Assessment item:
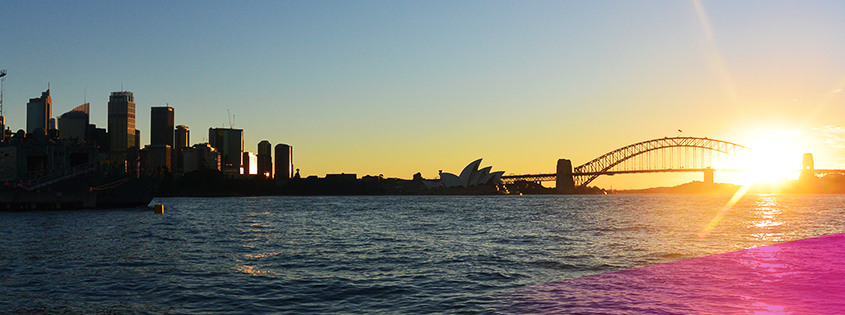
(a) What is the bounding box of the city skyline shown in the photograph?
[3,1,845,188]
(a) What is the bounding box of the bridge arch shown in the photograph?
[572,137,751,187]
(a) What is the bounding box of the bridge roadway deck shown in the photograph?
[502,168,843,183]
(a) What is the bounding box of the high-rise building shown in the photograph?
[108,91,136,166]
[88,124,109,153]
[175,125,190,173]
[58,103,90,143]
[145,144,171,171]
[135,129,141,151]
[257,140,272,178]
[242,151,258,175]
[150,106,174,146]
[274,143,293,180]
[182,143,220,172]
[26,89,52,135]
[151,106,174,171]
[208,127,243,175]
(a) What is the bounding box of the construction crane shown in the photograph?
[0,69,6,116]
[0,69,6,140]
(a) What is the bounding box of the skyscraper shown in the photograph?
[58,103,90,143]
[26,89,52,135]
[274,143,293,180]
[242,151,257,175]
[151,106,175,171]
[175,125,190,173]
[150,106,174,146]
[208,127,243,176]
[257,140,272,178]
[108,91,136,166]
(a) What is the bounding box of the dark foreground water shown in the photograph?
[1,194,844,314]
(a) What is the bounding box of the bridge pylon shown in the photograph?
[704,167,714,184]
[556,159,575,194]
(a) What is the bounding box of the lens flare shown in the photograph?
[699,183,752,238]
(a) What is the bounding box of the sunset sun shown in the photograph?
[734,138,803,185]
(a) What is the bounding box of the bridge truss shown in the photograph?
[502,137,752,188]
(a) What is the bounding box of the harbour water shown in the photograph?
[1,194,844,314]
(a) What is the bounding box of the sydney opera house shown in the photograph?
[422,158,505,190]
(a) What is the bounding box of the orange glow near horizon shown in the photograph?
[727,133,805,186]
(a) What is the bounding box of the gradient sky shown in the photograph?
[2,1,845,188]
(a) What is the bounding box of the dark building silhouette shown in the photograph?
[145,144,171,171]
[175,125,189,173]
[108,91,136,168]
[150,106,174,146]
[135,129,141,150]
[182,143,220,172]
[257,140,272,178]
[26,89,52,135]
[274,143,292,180]
[208,127,243,176]
[88,124,109,153]
[58,103,90,144]
[151,106,174,170]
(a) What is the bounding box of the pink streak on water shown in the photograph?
[508,233,845,314]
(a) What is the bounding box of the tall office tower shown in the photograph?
[274,143,293,180]
[26,89,52,135]
[257,140,272,178]
[151,106,174,170]
[242,152,258,175]
[108,91,136,167]
[150,106,174,146]
[208,127,243,175]
[175,125,189,173]
[58,103,90,143]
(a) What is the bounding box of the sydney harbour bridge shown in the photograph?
[501,136,831,193]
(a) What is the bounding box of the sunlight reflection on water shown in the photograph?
[1,194,844,314]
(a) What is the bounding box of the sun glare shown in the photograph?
[734,139,801,185]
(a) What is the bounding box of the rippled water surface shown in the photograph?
[2,194,844,314]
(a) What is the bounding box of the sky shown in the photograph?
[2,0,845,189]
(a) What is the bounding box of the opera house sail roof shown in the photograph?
[424,159,504,189]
